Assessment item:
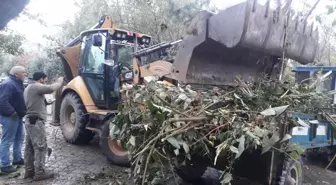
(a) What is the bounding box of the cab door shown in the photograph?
[79,32,109,108]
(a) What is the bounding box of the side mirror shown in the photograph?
[92,34,102,47]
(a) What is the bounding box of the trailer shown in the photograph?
[275,66,336,184]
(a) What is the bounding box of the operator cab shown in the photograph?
[78,28,151,109]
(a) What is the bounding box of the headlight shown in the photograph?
[122,34,126,39]
[116,33,121,38]
[125,72,133,79]
[142,38,146,43]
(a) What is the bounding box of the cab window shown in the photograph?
[81,33,106,74]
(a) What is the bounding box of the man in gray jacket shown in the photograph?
[23,72,63,181]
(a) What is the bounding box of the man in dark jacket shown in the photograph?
[0,66,27,173]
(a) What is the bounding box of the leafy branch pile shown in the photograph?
[110,78,330,185]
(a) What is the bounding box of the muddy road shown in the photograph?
[0,117,130,185]
[302,159,336,185]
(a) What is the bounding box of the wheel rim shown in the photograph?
[108,124,129,156]
[108,138,129,156]
[287,165,299,185]
[64,105,76,132]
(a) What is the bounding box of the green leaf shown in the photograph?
[254,126,265,137]
[260,108,276,116]
[146,99,157,113]
[218,132,227,141]
[233,93,241,100]
[233,93,249,110]
[315,15,322,23]
[167,137,181,149]
[280,134,292,143]
[215,142,227,165]
[262,132,280,154]
[289,150,300,160]
[246,130,259,139]
[297,118,310,128]
[159,91,167,99]
[273,105,289,116]
[144,124,149,131]
[221,172,233,184]
[129,135,136,146]
[260,105,288,116]
[235,136,245,159]
[326,5,335,15]
[177,93,188,101]
[109,123,120,139]
[286,143,305,160]
[309,120,319,124]
[134,93,141,102]
[286,143,304,152]
[174,149,180,156]
[182,142,190,154]
[184,98,192,110]
[332,19,336,27]
[230,146,239,154]
[152,103,172,113]
[155,111,165,125]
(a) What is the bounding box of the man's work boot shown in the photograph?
[24,170,35,179]
[1,166,17,173]
[33,170,54,181]
[13,159,25,166]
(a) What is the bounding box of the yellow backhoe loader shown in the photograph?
[53,0,319,183]
[52,15,178,166]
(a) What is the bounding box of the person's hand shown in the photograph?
[57,77,64,84]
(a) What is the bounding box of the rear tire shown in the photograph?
[277,158,303,185]
[60,92,94,144]
[100,121,130,167]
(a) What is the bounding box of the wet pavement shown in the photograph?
[0,99,129,185]
[302,159,336,185]
[0,117,129,185]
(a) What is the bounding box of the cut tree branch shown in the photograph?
[303,0,321,21]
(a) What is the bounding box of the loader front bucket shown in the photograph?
[171,0,319,86]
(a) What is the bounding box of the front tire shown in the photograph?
[60,93,94,144]
[278,158,303,185]
[100,121,130,167]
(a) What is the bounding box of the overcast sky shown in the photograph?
[6,0,332,50]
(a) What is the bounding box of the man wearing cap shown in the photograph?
[0,66,27,173]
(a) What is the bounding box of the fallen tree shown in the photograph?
[109,77,330,185]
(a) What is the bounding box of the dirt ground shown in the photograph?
[302,159,336,185]
[0,110,336,184]
[0,116,131,185]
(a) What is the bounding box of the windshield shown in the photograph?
[110,42,135,66]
